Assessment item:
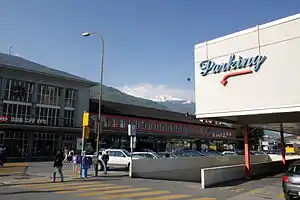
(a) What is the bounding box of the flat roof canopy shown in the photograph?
[212,112,300,135]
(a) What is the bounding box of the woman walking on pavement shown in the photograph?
[53,149,65,182]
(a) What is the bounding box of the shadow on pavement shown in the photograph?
[209,173,283,188]
[0,190,57,195]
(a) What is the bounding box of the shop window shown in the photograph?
[32,132,57,157]
[120,119,126,128]
[3,79,34,103]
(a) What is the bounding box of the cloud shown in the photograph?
[116,83,194,101]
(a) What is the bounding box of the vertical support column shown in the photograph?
[244,124,251,178]
[0,77,4,115]
[31,82,39,119]
[59,88,66,127]
[280,123,286,165]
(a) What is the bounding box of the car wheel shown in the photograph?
[284,193,291,200]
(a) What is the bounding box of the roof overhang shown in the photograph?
[203,111,300,135]
[0,63,98,86]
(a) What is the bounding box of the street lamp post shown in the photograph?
[82,32,105,177]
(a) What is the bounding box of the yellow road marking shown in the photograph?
[36,183,111,191]
[231,188,244,193]
[22,181,102,188]
[4,163,28,167]
[275,193,284,199]
[78,188,152,197]
[103,190,171,199]
[56,185,128,194]
[140,194,192,200]
[220,186,233,191]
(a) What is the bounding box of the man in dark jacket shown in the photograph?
[53,150,65,182]
[101,151,109,174]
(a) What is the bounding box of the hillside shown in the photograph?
[90,85,170,111]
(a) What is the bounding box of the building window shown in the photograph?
[156,123,159,130]
[102,117,109,127]
[3,103,31,119]
[3,79,34,103]
[36,107,60,126]
[65,89,76,108]
[136,121,140,129]
[141,121,146,129]
[112,118,118,127]
[64,109,74,127]
[37,84,61,106]
[120,120,126,128]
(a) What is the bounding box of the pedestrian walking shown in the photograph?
[101,151,109,174]
[0,146,7,168]
[53,150,65,182]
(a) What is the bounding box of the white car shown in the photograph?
[105,149,132,169]
[132,152,161,159]
[221,151,238,156]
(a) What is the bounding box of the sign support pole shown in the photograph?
[128,123,136,178]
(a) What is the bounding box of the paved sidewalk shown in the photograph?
[0,162,29,176]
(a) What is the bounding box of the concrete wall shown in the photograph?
[0,67,91,128]
[268,154,300,161]
[194,13,300,118]
[132,155,269,182]
[201,158,298,188]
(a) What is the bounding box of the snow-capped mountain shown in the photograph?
[151,95,195,113]
[152,95,193,104]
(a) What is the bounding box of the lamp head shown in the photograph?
[81,32,91,37]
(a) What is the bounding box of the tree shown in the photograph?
[236,126,264,150]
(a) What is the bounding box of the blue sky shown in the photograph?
[0,0,299,100]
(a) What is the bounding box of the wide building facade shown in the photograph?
[88,99,237,152]
[0,53,96,158]
[194,13,300,134]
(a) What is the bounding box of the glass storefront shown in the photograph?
[0,130,77,158]
[32,132,58,157]
[3,131,29,157]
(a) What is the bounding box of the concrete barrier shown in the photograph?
[200,158,299,189]
[268,154,300,161]
[132,155,269,182]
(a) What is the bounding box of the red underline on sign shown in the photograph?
[220,69,253,86]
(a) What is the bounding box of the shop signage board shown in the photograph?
[0,116,48,125]
[199,54,267,86]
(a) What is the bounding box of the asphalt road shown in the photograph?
[0,162,286,200]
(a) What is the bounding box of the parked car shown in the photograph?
[158,152,177,158]
[105,149,132,169]
[132,152,161,159]
[282,161,300,199]
[182,150,205,156]
[221,151,238,156]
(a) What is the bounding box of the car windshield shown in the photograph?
[122,149,131,157]
[287,165,300,174]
